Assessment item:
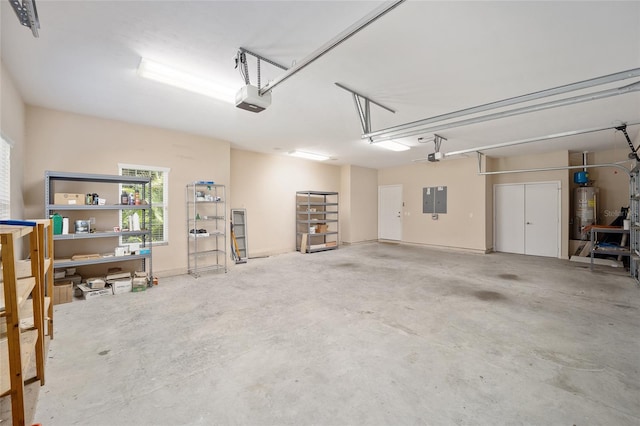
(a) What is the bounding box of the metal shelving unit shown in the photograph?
[296,191,339,253]
[186,182,227,277]
[589,227,631,271]
[630,165,640,283]
[44,171,152,276]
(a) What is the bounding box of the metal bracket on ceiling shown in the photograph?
[334,83,395,137]
[9,0,40,38]
[418,134,447,151]
[234,48,288,89]
[615,124,640,161]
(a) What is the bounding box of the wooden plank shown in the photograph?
[578,241,593,257]
[16,297,50,331]
[0,329,39,395]
[0,260,32,280]
[0,229,27,425]
[0,277,36,313]
[300,233,308,253]
[31,224,46,385]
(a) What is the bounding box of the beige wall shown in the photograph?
[487,150,570,258]
[378,157,488,252]
[1,61,26,221]
[340,165,351,243]
[348,166,378,243]
[340,165,377,244]
[230,149,340,257]
[24,106,230,275]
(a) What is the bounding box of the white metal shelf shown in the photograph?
[186,182,226,277]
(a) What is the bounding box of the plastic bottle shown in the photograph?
[50,213,63,235]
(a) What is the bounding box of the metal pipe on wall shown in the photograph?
[443,121,640,158]
[475,152,632,176]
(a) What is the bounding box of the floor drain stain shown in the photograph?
[474,291,507,301]
[498,274,519,280]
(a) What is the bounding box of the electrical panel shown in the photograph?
[423,186,447,214]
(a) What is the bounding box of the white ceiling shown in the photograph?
[2,1,639,169]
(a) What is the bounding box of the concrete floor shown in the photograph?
[25,243,640,425]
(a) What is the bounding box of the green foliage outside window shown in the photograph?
[121,169,166,244]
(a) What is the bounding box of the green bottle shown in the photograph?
[51,213,63,235]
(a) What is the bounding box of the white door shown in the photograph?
[379,185,402,240]
[494,182,559,257]
[494,184,525,254]
[525,182,559,257]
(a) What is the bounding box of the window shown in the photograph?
[0,136,11,220]
[119,164,170,245]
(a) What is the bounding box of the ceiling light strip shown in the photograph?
[374,140,410,152]
[259,0,406,96]
[137,58,235,103]
[289,151,330,161]
[373,80,640,142]
[445,121,640,157]
[363,68,640,140]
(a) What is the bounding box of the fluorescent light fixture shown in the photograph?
[288,150,330,161]
[137,58,235,103]
[373,140,410,152]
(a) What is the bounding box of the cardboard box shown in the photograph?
[131,283,146,292]
[54,193,85,205]
[56,274,82,285]
[316,224,329,233]
[53,281,73,305]
[110,278,132,295]
[86,277,106,289]
[132,272,147,292]
[77,284,111,301]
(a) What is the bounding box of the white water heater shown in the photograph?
[573,186,598,239]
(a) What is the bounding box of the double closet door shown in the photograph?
[494,182,560,258]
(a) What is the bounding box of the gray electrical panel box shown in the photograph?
[423,186,447,214]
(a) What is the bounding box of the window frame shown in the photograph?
[0,134,12,220]
[118,163,170,246]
